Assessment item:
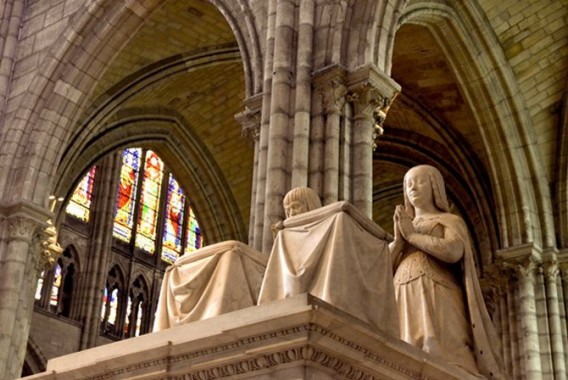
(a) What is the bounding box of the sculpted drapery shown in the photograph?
[390,165,505,379]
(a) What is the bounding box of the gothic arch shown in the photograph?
[555,84,568,249]
[54,109,246,243]
[392,0,555,252]
[0,0,259,214]
[375,129,497,269]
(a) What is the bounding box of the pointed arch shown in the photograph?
[391,0,554,252]
[54,109,246,244]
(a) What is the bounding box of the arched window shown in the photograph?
[112,147,205,263]
[101,266,125,337]
[114,148,142,242]
[65,166,97,222]
[124,276,148,338]
[34,248,78,318]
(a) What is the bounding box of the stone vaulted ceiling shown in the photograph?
[85,0,481,239]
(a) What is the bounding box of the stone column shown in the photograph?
[235,96,262,248]
[290,0,315,190]
[316,67,346,205]
[561,265,568,368]
[0,209,52,379]
[347,64,400,217]
[545,261,567,380]
[513,259,542,379]
[79,153,121,349]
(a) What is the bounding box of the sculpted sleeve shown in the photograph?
[406,223,464,263]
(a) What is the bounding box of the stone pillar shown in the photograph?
[0,204,58,379]
[290,0,315,190]
[506,276,521,378]
[561,265,568,368]
[347,64,400,217]
[315,66,346,206]
[545,261,567,380]
[235,96,262,248]
[79,153,121,349]
[513,259,542,379]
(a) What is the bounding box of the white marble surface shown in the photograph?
[24,294,479,380]
[154,240,267,331]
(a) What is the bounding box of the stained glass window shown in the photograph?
[113,149,142,242]
[66,166,97,222]
[135,150,164,253]
[184,207,203,254]
[108,288,119,326]
[161,175,186,263]
[135,303,143,336]
[50,264,62,307]
[35,271,44,300]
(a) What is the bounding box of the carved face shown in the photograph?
[404,167,434,211]
[284,200,308,218]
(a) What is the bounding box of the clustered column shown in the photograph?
[486,252,568,379]
[77,153,121,350]
[0,208,59,379]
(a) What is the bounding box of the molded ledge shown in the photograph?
[24,294,478,380]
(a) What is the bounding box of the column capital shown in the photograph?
[313,65,347,115]
[503,256,540,284]
[236,94,263,144]
[6,215,39,243]
[543,259,559,282]
[346,64,400,150]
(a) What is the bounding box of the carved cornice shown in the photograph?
[83,324,424,380]
[40,295,467,380]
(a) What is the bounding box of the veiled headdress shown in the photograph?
[403,165,450,217]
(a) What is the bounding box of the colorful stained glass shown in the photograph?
[66,166,97,222]
[125,296,132,335]
[101,288,108,322]
[35,271,44,300]
[135,303,143,336]
[184,207,203,254]
[135,150,164,253]
[108,288,119,326]
[50,264,62,307]
[113,148,142,242]
[161,175,186,263]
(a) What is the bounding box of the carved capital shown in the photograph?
[508,258,539,285]
[320,79,346,115]
[7,215,39,243]
[347,82,384,119]
[544,260,560,282]
[235,108,261,144]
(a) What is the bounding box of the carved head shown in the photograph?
[403,165,449,217]
[283,187,322,218]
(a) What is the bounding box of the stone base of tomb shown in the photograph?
[24,294,478,380]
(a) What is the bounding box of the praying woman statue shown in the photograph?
[389,165,505,379]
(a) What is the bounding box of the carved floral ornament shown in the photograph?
[347,82,399,150]
[236,107,261,144]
